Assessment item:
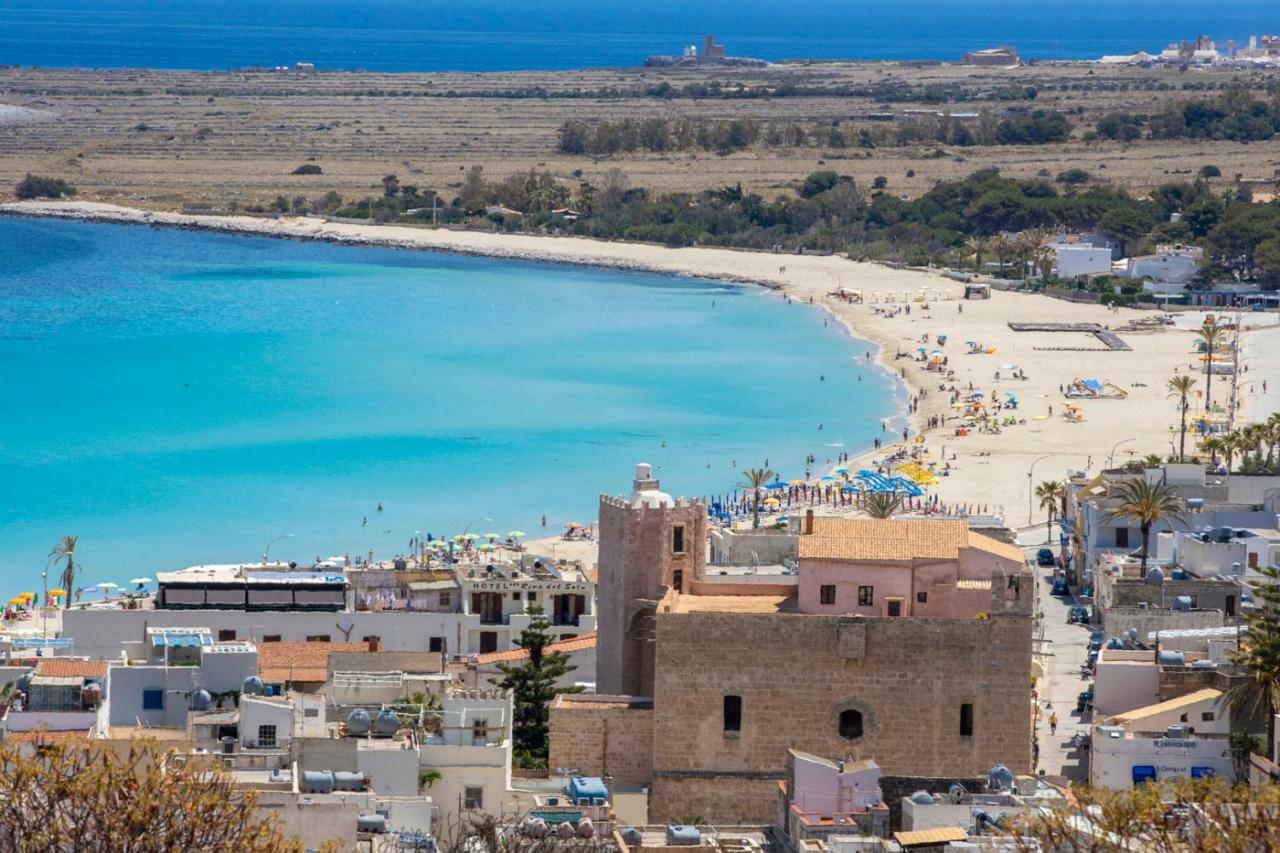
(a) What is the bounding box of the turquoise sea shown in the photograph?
[0,217,901,596]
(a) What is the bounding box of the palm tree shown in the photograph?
[48,535,79,597]
[991,234,1014,277]
[1035,480,1065,544]
[1201,435,1224,469]
[1197,318,1225,415]
[963,236,988,275]
[1015,230,1045,278]
[1032,244,1056,281]
[1224,563,1280,755]
[1222,430,1250,472]
[1167,375,1197,461]
[740,467,776,529]
[1103,479,1185,574]
[864,492,903,519]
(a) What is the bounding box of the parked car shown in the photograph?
[1076,687,1094,713]
[1088,633,1103,652]
[1068,605,1090,624]
[1036,548,1056,567]
[1051,577,1069,596]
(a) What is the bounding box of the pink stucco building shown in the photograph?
[796,516,1026,618]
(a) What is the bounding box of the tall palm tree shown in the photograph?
[1032,244,1056,281]
[963,236,988,275]
[864,492,903,520]
[1223,564,1280,756]
[48,535,79,597]
[1166,375,1197,461]
[1016,230,1047,278]
[1036,480,1065,544]
[991,234,1014,278]
[740,467,776,529]
[1222,430,1250,472]
[1201,435,1224,469]
[1103,479,1185,574]
[1197,318,1225,415]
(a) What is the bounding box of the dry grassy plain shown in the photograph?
[2,61,1279,209]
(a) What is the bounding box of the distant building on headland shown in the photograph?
[961,46,1020,67]
[645,35,767,68]
[1099,33,1280,67]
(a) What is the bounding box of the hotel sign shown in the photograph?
[468,580,589,592]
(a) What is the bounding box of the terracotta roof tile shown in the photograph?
[34,659,109,679]
[799,517,1023,563]
[257,642,366,683]
[477,632,597,665]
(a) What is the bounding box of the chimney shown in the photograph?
[367,637,381,653]
[805,509,815,535]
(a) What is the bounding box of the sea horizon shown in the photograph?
[0,0,1274,73]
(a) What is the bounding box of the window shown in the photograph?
[723,695,742,733]
[429,636,445,653]
[1180,713,1188,722]
[1115,528,1130,548]
[305,634,330,643]
[672,525,686,555]
[472,718,489,742]
[1226,595,1236,617]
[820,585,836,605]
[438,591,451,607]
[858,586,874,607]
[838,709,863,739]
[917,592,928,604]
[258,724,278,748]
[464,786,484,810]
[512,592,521,601]
[361,634,380,643]
[960,703,974,737]
[479,632,498,654]
[672,569,684,593]
[1201,711,1216,722]
[304,708,319,718]
[218,629,237,642]
[142,688,164,711]
[262,634,281,643]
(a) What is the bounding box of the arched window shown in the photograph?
[723,695,742,732]
[838,708,863,739]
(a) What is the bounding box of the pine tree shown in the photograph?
[493,604,583,767]
[1224,564,1280,755]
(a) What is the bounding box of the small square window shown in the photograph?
[429,636,444,653]
[218,629,237,642]
[305,634,330,643]
[820,584,836,605]
[512,592,521,601]
[858,586,874,607]
[917,591,928,604]
[1201,711,1215,722]
[464,786,484,810]
[142,688,164,711]
[258,724,277,748]
[262,634,281,643]
[438,592,451,607]
[672,525,686,555]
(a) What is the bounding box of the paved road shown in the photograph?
[1018,526,1092,783]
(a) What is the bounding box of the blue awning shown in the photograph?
[153,633,212,648]
[9,637,73,648]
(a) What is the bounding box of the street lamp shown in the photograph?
[41,567,48,639]
[262,533,294,565]
[462,517,493,537]
[1027,454,1054,529]
[1107,437,1136,470]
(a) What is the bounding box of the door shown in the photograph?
[472,592,503,624]
[478,632,498,654]
[887,599,902,617]
[1226,595,1237,617]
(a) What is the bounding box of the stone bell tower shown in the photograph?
[596,464,705,696]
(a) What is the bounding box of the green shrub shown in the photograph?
[14,174,76,200]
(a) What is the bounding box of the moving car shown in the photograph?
[1051,577,1069,596]
[1036,548,1056,567]
[1068,605,1090,624]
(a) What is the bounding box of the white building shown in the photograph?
[1126,245,1202,286]
[1053,244,1114,278]
[1090,689,1234,788]
[418,686,519,833]
[456,558,596,655]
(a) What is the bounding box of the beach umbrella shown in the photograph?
[97,582,118,590]
[819,475,836,482]
[787,480,805,486]
[478,544,495,553]
[483,532,500,540]
[130,577,152,586]
[834,468,850,475]
[764,481,787,490]
[48,588,67,597]
[462,533,480,541]
[507,530,526,539]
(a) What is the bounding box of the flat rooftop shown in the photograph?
[669,594,794,614]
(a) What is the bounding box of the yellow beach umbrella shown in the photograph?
[48,589,67,597]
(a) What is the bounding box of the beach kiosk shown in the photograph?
[964,282,991,300]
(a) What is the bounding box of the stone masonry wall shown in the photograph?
[648,610,1032,823]
[548,697,655,788]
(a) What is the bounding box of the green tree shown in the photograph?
[1102,478,1185,574]
[14,174,76,200]
[1166,375,1197,461]
[492,604,583,767]
[1224,564,1280,756]
[740,467,777,529]
[48,535,79,600]
[1196,318,1225,415]
[864,492,903,520]
[1035,480,1064,543]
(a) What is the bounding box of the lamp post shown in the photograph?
[1027,454,1054,530]
[41,567,48,639]
[1107,437,1136,470]
[262,533,294,566]
[462,517,493,537]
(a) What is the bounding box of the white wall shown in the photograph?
[1056,246,1113,278]
[1092,655,1159,717]
[1089,733,1233,788]
[107,665,198,728]
[240,696,293,749]
[358,742,421,797]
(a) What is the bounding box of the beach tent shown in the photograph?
[1066,378,1127,399]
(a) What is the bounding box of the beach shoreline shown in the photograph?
[7,200,1278,527]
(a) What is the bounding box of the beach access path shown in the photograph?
[6,200,1278,526]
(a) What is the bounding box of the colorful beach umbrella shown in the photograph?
[507,531,526,539]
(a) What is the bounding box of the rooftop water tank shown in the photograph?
[346,709,372,736]
[1126,628,1138,643]
[1158,650,1186,667]
[910,791,935,805]
[373,709,400,736]
[1106,638,1124,650]
[621,828,643,845]
[988,764,1015,792]
[1186,498,1204,510]
[269,769,293,785]
[666,825,702,846]
[357,814,387,834]
[301,771,334,794]
[568,776,609,804]
[189,688,212,711]
[332,771,367,792]
[1171,569,1187,581]
[15,672,30,693]
[578,817,595,839]
[1191,659,1218,669]
[1166,724,1189,739]
[525,819,548,839]
[1172,595,1193,611]
[556,822,575,840]
[1146,567,1165,584]
[242,676,264,696]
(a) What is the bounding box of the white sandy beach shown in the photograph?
[6,199,1279,528]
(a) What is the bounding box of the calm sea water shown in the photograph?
[0,0,1273,71]
[0,217,900,596]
